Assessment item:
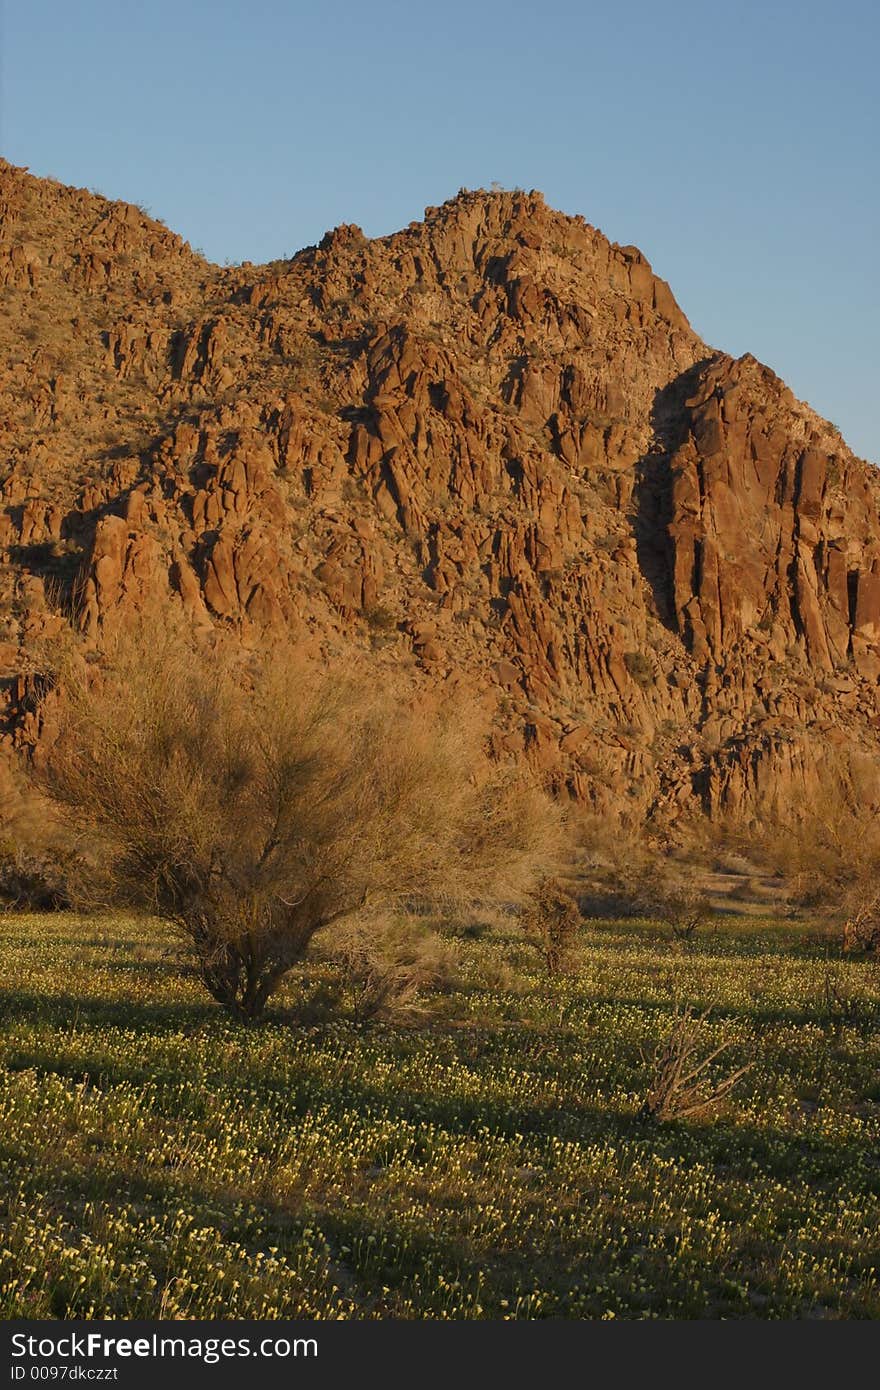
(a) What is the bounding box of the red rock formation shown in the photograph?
[1,159,878,824]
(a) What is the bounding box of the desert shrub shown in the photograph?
[363,603,397,632]
[725,874,764,903]
[621,858,713,939]
[842,889,880,955]
[39,624,565,1021]
[0,842,71,910]
[426,902,515,940]
[324,920,456,1024]
[656,880,713,940]
[637,1006,751,1123]
[474,955,529,994]
[522,878,581,974]
[0,772,72,910]
[569,813,655,916]
[742,771,880,916]
[623,650,653,687]
[692,785,880,944]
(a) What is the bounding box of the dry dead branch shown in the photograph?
[637,1006,751,1123]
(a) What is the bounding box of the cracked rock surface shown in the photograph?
[2,161,878,823]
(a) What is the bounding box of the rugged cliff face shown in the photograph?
[1,159,879,824]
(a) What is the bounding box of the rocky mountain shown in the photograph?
[1,158,879,826]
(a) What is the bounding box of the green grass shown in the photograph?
[1,912,879,1319]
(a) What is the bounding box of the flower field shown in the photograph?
[1,912,879,1319]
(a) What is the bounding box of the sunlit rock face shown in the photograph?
[1,161,878,823]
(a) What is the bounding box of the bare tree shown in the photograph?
[39,625,565,1020]
[638,1006,751,1123]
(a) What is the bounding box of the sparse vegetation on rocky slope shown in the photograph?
[1,160,879,829]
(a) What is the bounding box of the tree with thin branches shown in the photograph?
[40,625,565,1021]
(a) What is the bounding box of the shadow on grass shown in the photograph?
[0,1155,564,1318]
[0,985,223,1034]
[0,1129,788,1321]
[4,989,879,1206]
[578,922,843,963]
[3,1104,875,1322]
[572,988,880,1034]
[0,933,147,950]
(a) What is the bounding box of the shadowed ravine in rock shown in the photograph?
[632,356,717,633]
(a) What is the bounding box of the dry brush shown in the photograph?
[38,625,566,1020]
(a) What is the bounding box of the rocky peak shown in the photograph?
[1,161,878,826]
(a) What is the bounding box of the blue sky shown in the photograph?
[1,0,877,460]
